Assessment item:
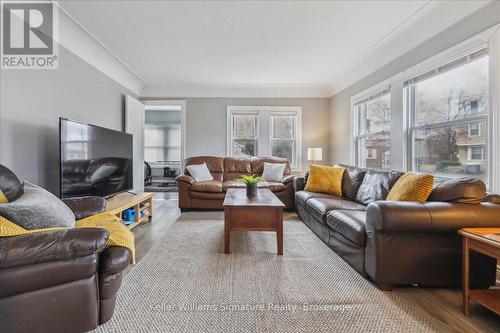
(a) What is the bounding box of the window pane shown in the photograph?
[233,115,256,139]
[359,133,390,169]
[355,92,391,169]
[415,57,489,126]
[233,139,256,157]
[413,122,487,182]
[272,140,294,165]
[272,116,295,139]
[365,94,391,134]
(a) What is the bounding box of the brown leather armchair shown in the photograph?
[0,196,131,333]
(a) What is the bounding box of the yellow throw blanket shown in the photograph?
[0,212,135,264]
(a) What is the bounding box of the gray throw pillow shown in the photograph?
[355,169,403,205]
[0,181,75,230]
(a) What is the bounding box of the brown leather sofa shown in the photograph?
[177,156,295,211]
[295,164,500,290]
[0,196,131,333]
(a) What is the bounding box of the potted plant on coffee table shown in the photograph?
[240,175,262,197]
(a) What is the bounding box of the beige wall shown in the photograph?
[180,97,330,173]
[329,1,500,168]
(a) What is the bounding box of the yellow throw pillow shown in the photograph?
[386,172,434,202]
[0,190,8,204]
[305,165,345,196]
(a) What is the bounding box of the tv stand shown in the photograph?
[106,192,153,230]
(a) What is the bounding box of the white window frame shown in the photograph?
[351,85,391,169]
[366,148,377,159]
[468,146,485,161]
[404,50,489,183]
[226,106,302,172]
[227,111,259,158]
[468,122,481,137]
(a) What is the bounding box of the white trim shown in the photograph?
[489,26,500,192]
[141,99,187,171]
[226,106,303,172]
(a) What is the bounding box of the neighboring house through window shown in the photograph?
[406,51,489,181]
[353,90,391,169]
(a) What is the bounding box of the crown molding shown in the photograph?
[54,1,144,95]
[142,83,331,98]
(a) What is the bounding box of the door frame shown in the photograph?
[141,99,187,170]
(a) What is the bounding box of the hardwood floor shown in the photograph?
[130,194,500,332]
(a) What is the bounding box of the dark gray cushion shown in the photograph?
[355,169,403,205]
[336,164,367,200]
[326,210,367,246]
[428,176,486,204]
[0,181,75,230]
[0,164,24,202]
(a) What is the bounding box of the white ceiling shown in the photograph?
[59,0,491,97]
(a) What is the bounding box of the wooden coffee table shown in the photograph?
[458,228,500,316]
[223,188,285,255]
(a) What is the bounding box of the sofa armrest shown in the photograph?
[366,201,500,234]
[63,196,106,220]
[99,246,131,275]
[281,175,295,185]
[293,176,306,192]
[483,194,500,204]
[0,228,109,269]
[176,175,195,185]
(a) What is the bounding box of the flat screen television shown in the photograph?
[59,118,133,198]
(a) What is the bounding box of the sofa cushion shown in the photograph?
[223,180,246,191]
[0,182,75,230]
[305,197,366,223]
[336,164,367,200]
[295,190,336,207]
[262,162,286,182]
[190,180,223,193]
[304,165,345,196]
[186,163,214,183]
[355,169,403,205]
[186,156,224,181]
[0,164,24,202]
[258,182,286,192]
[223,157,251,180]
[387,172,434,202]
[428,176,486,204]
[251,157,291,175]
[326,210,367,246]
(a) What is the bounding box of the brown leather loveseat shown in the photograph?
[0,196,131,333]
[295,164,500,290]
[177,156,295,210]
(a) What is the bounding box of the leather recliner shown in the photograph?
[0,196,131,333]
[177,156,295,211]
[295,164,500,290]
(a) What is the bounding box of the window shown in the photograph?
[354,91,391,169]
[407,53,489,181]
[270,114,297,165]
[230,113,258,157]
[366,148,377,159]
[468,123,480,136]
[227,107,302,170]
[469,146,485,161]
[144,124,181,162]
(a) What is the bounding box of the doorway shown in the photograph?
[142,100,186,193]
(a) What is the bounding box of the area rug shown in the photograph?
[95,212,436,332]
